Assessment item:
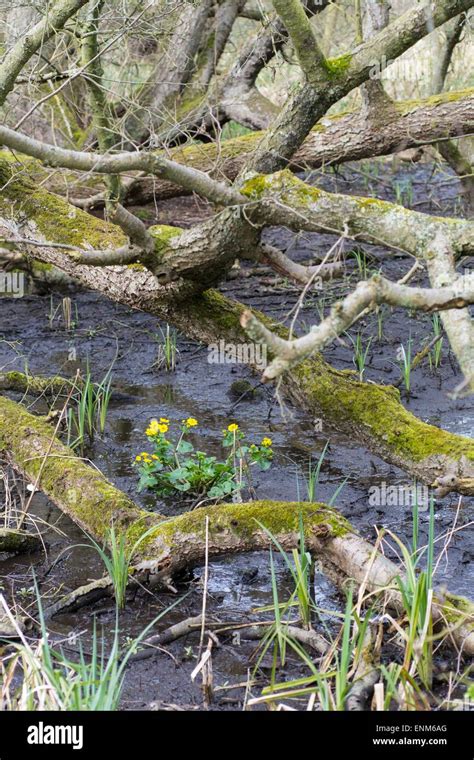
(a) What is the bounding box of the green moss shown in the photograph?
[31,261,54,273]
[126,262,146,271]
[325,53,352,76]
[441,593,474,631]
[0,528,40,554]
[175,89,206,120]
[240,173,277,199]
[293,358,474,464]
[241,170,321,205]
[146,500,352,552]
[230,379,254,398]
[0,158,125,250]
[401,88,473,113]
[183,289,247,337]
[0,371,72,394]
[148,224,183,256]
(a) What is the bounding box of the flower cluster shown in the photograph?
[145,417,169,436]
[133,416,273,500]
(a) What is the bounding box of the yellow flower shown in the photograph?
[152,454,159,460]
[261,437,272,447]
[158,423,168,434]
[135,455,142,462]
[146,418,159,436]
[228,423,239,433]
[159,417,169,423]
[185,417,198,428]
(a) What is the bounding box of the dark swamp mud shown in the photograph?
[0,158,473,709]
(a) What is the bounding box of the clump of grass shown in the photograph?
[67,367,113,451]
[154,324,178,372]
[350,248,369,280]
[251,561,371,711]
[0,582,181,710]
[394,178,414,207]
[397,337,413,397]
[250,518,372,710]
[348,332,372,381]
[84,522,161,609]
[300,442,347,506]
[250,546,318,687]
[429,314,443,370]
[305,442,328,503]
[259,514,313,629]
[392,497,435,691]
[248,496,445,712]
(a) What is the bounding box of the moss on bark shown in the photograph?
[0,371,73,394]
[0,528,41,554]
[0,395,150,540]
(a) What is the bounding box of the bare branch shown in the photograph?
[256,242,344,283]
[0,235,139,267]
[241,270,474,381]
[0,124,245,207]
[0,0,89,106]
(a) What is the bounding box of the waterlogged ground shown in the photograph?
[0,158,473,709]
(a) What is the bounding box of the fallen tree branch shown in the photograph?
[131,617,329,662]
[43,577,114,620]
[242,170,474,257]
[255,242,344,283]
[0,124,245,208]
[94,90,474,205]
[240,270,474,380]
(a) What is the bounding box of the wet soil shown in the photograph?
[0,157,473,709]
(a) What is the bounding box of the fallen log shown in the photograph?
[0,371,73,395]
[123,88,474,204]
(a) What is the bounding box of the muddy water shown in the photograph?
[0,159,473,708]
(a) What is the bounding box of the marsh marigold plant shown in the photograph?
[134,417,273,500]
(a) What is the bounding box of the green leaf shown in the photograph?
[177,440,194,454]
